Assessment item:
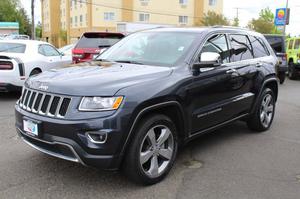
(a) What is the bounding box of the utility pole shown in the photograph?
[234,7,239,19]
[31,0,35,40]
[283,0,289,35]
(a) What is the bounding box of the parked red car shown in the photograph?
[72,32,125,63]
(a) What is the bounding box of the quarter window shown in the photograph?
[249,36,269,58]
[229,34,253,62]
[201,34,230,64]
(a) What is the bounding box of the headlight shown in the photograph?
[79,96,123,111]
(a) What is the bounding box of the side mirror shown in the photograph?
[192,52,221,74]
[59,52,65,56]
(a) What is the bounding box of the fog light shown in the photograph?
[86,131,107,144]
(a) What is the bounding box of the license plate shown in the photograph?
[23,120,38,136]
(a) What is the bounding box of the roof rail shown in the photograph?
[211,25,250,31]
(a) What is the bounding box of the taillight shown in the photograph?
[72,49,84,59]
[283,53,287,61]
[0,61,13,70]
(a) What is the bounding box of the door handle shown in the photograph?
[226,68,237,74]
[256,63,263,67]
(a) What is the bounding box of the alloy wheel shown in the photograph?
[260,94,274,128]
[139,125,174,178]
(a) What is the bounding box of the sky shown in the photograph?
[20,0,299,36]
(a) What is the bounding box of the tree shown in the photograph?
[247,8,281,34]
[0,0,32,36]
[35,22,42,39]
[232,17,239,27]
[31,0,35,40]
[198,11,230,26]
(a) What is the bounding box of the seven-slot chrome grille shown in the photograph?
[19,88,71,118]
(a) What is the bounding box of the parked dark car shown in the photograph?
[264,34,287,84]
[15,27,278,185]
[72,32,124,63]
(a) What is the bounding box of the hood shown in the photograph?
[26,61,173,96]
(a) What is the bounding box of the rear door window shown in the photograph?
[76,33,124,49]
[229,34,253,62]
[294,39,300,49]
[249,36,269,57]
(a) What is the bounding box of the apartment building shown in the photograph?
[41,0,223,47]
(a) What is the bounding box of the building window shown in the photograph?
[179,16,188,24]
[139,13,150,22]
[104,12,115,21]
[140,0,149,5]
[179,0,188,5]
[80,15,83,22]
[209,0,217,6]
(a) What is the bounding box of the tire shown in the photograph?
[288,62,297,80]
[247,88,275,132]
[123,114,178,185]
[29,69,41,76]
[278,71,286,84]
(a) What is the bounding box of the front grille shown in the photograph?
[19,88,71,118]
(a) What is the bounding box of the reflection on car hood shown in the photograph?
[26,61,173,96]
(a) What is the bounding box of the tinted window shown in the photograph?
[76,33,124,48]
[288,39,294,49]
[0,43,26,53]
[294,39,300,49]
[264,35,285,53]
[201,34,230,63]
[249,36,269,57]
[229,34,253,61]
[39,45,60,56]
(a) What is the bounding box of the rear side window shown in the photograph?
[294,39,300,49]
[76,33,124,48]
[288,39,294,49]
[264,35,285,53]
[249,36,269,57]
[0,43,26,53]
[229,34,253,62]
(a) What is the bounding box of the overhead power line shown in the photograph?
[73,0,203,19]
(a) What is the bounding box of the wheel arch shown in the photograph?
[250,77,278,114]
[120,101,187,157]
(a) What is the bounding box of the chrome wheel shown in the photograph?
[139,125,174,178]
[260,94,274,128]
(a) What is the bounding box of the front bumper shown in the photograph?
[0,83,22,92]
[15,105,127,170]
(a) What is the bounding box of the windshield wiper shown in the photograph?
[114,60,144,65]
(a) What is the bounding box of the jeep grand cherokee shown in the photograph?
[15,27,278,185]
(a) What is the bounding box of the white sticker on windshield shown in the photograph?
[178,46,185,51]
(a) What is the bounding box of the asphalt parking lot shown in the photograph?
[0,79,300,199]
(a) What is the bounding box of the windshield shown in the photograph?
[0,43,26,53]
[76,33,124,48]
[98,32,199,66]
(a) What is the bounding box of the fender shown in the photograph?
[250,77,278,115]
[120,101,186,156]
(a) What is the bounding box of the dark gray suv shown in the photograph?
[15,27,278,185]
